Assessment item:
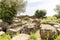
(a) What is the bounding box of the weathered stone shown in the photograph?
[0,31,5,35]
[8,23,22,28]
[48,22,58,25]
[7,26,25,34]
[13,19,21,23]
[54,25,60,28]
[40,24,57,39]
[56,28,60,35]
[0,27,2,31]
[58,24,60,26]
[11,34,30,40]
[40,24,56,31]
[20,23,38,34]
[14,20,19,22]
[0,19,3,22]
[22,21,27,24]
[20,19,40,34]
[7,27,21,34]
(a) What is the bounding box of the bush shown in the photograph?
[0,34,11,40]
[35,9,46,19]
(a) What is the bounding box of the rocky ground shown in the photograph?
[0,18,60,40]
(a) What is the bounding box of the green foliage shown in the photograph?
[11,32,20,37]
[54,14,60,19]
[23,17,30,21]
[42,32,57,40]
[35,9,46,19]
[29,32,38,40]
[0,0,26,24]
[54,5,60,18]
[54,35,60,40]
[0,1,17,24]
[0,34,11,40]
[45,33,57,40]
[41,17,60,23]
[0,32,19,40]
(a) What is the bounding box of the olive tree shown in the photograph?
[34,9,46,19]
[0,0,26,24]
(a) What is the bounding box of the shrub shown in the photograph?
[34,9,46,19]
[0,34,11,40]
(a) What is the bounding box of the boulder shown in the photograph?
[11,34,30,40]
[20,23,36,34]
[40,24,57,39]
[53,24,60,35]
[20,22,40,34]
[56,28,60,35]
[7,26,23,34]
[40,24,56,31]
[20,19,41,34]
[54,25,60,28]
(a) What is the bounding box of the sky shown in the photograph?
[0,0,60,16]
[19,0,60,16]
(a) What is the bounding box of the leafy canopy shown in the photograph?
[0,0,26,24]
[35,9,46,19]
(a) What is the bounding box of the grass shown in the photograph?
[54,35,60,40]
[0,32,20,40]
[0,33,11,40]
[29,32,39,40]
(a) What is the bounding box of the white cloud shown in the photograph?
[22,0,60,16]
[27,0,42,3]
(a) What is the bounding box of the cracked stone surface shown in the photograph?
[11,34,30,40]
